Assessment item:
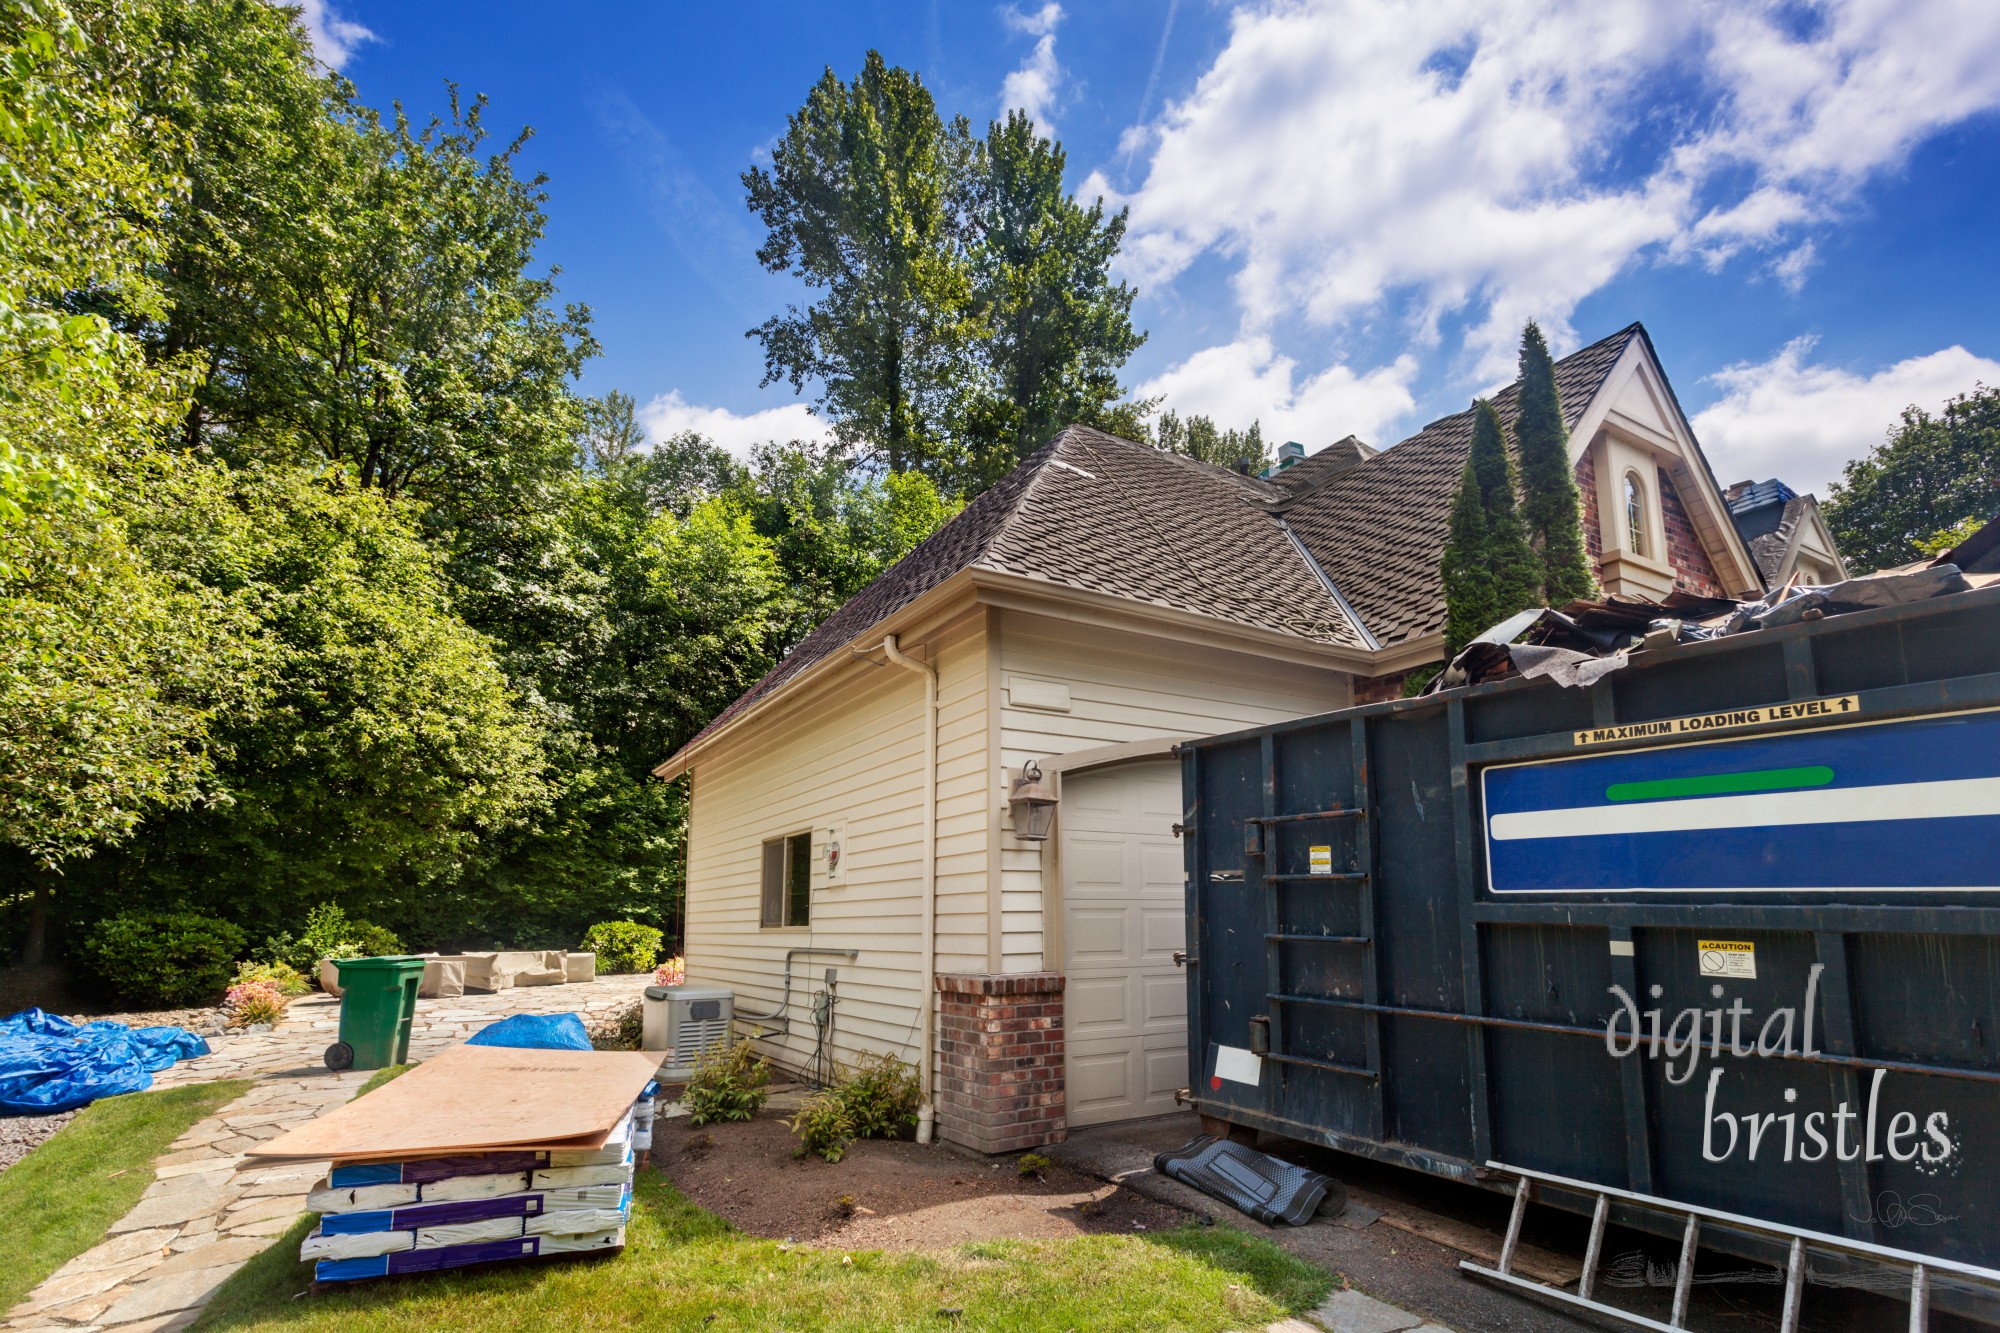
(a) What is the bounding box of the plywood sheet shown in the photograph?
[249,1044,660,1162]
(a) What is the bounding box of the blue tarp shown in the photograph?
[465,1012,592,1052]
[0,1009,210,1115]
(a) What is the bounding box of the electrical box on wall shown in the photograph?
[818,821,846,886]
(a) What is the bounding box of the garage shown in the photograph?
[1058,758,1188,1127]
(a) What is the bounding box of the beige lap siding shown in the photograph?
[994,610,1350,973]
[683,607,988,1076]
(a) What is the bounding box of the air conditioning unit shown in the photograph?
[643,984,734,1081]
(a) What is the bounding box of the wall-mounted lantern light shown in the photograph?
[1008,761,1059,841]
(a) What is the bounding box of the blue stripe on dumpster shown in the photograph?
[1481,709,2000,893]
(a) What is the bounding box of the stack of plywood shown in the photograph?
[250,1045,660,1285]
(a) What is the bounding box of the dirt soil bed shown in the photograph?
[651,1109,1189,1249]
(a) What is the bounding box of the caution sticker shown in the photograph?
[1309,845,1333,874]
[1698,940,1756,979]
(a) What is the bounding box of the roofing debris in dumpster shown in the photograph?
[1180,572,2000,1323]
[251,1044,660,1284]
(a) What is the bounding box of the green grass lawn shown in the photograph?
[192,1167,1333,1333]
[0,1078,254,1312]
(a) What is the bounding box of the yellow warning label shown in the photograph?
[1572,695,1859,748]
[1697,940,1756,979]
[1309,845,1333,874]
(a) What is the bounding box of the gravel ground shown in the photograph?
[0,1108,77,1173]
[59,1006,227,1037]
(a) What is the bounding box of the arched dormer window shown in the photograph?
[1623,471,1648,557]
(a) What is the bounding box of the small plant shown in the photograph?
[78,911,247,1009]
[225,980,288,1027]
[654,954,686,987]
[580,921,663,974]
[1018,1151,1051,1178]
[836,1052,921,1140]
[589,1001,644,1052]
[790,1088,858,1163]
[784,1052,921,1162]
[683,1039,770,1126]
[233,960,310,997]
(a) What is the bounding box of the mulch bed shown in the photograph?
[59,1006,227,1037]
[649,1108,1188,1249]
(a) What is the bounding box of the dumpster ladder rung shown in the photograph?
[1459,1160,1994,1333]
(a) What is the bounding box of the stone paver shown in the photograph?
[6,975,651,1332]
[1307,1288,1429,1333]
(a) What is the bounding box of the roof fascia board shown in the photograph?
[966,567,1381,673]
[652,571,982,777]
[1570,336,1764,596]
[1785,501,1850,582]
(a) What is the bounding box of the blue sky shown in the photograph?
[302,0,2000,494]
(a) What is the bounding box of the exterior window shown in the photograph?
[760,831,813,927]
[1623,472,1647,557]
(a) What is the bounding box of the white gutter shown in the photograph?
[880,633,939,1145]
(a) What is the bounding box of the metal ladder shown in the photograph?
[1462,1161,2000,1333]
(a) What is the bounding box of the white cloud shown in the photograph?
[638,391,831,461]
[1692,338,2000,494]
[999,4,1065,133]
[1094,0,2000,389]
[289,0,375,70]
[1136,337,1420,449]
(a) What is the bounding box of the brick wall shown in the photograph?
[1574,449,1603,571]
[1352,670,1413,704]
[934,972,1065,1153]
[1657,467,1727,598]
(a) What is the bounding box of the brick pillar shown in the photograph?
[933,972,1066,1153]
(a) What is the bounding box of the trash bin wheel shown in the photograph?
[324,1041,355,1071]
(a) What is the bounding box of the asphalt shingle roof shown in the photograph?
[1280,324,1641,645]
[666,323,1650,764]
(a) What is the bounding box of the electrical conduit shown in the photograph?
[881,634,939,1145]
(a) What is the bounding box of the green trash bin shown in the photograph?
[324,955,426,1071]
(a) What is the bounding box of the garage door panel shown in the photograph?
[1061,759,1189,1127]
[1066,908,1131,962]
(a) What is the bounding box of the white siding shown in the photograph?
[995,610,1350,972]
[683,604,987,1074]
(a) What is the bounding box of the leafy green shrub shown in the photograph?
[262,904,404,977]
[789,1089,857,1162]
[79,912,246,1009]
[233,960,310,997]
[785,1052,921,1162]
[684,1039,770,1126]
[1019,1151,1051,1178]
[580,921,662,973]
[837,1052,921,1139]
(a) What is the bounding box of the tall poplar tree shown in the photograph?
[1441,401,1541,655]
[1513,323,1599,605]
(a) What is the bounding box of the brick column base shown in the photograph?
[933,972,1066,1153]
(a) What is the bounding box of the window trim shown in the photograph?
[759,829,814,929]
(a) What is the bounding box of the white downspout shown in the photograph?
[881,634,939,1144]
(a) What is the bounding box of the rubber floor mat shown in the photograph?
[1153,1134,1336,1226]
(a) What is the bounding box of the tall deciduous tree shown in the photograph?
[1513,323,1598,605]
[1441,401,1542,655]
[743,52,973,477]
[958,111,1144,485]
[1824,385,2000,572]
[1155,410,1271,474]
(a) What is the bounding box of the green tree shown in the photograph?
[581,390,647,472]
[1155,409,1272,475]
[957,111,1144,485]
[743,52,974,477]
[1513,323,1598,604]
[1824,385,2000,572]
[1441,400,1542,655]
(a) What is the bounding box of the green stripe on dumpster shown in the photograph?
[1605,765,1836,803]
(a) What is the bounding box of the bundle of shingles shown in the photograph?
[249,1044,662,1286]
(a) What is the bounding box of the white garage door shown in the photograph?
[1061,759,1188,1127]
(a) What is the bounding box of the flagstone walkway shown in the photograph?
[6,974,655,1332]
